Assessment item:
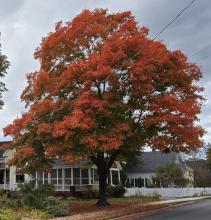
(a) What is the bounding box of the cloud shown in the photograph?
[0,0,24,19]
[0,0,210,144]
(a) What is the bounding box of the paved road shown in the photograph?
[141,199,211,220]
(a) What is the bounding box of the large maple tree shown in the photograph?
[4,9,205,206]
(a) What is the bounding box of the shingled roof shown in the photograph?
[125,151,179,173]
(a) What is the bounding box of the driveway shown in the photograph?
[141,199,211,220]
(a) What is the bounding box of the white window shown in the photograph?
[112,170,119,185]
[130,178,135,187]
[37,171,43,184]
[64,168,71,185]
[57,169,62,186]
[90,168,98,184]
[81,169,89,185]
[44,172,48,184]
[16,174,25,184]
[73,168,80,185]
[51,169,57,185]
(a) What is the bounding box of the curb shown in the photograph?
[111,200,198,220]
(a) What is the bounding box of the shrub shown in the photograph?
[5,198,22,209]
[107,185,127,198]
[0,209,21,220]
[19,182,40,208]
[37,183,55,196]
[0,210,8,220]
[152,192,161,200]
[0,195,9,209]
[24,209,50,219]
[0,195,22,209]
[81,187,99,199]
[19,182,55,208]
[17,182,69,217]
[41,196,70,217]
[0,189,5,197]
[8,191,21,199]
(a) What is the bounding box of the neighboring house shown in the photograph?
[125,151,193,188]
[0,141,122,192]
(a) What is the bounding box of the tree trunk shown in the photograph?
[96,167,109,206]
[90,151,119,206]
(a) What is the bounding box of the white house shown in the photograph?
[0,141,122,192]
[125,151,193,188]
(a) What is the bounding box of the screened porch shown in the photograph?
[31,166,121,191]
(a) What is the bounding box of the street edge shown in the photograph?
[111,200,197,220]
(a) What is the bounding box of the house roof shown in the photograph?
[52,159,94,168]
[0,141,11,157]
[125,151,178,174]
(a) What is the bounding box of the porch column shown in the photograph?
[62,168,65,191]
[3,170,6,190]
[118,170,121,184]
[79,168,82,186]
[35,171,38,188]
[71,168,73,186]
[42,172,44,184]
[56,169,58,189]
[88,168,91,185]
[48,173,51,184]
[110,170,113,185]
[25,174,31,183]
[144,178,146,188]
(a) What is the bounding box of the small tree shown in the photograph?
[153,163,188,187]
[206,143,211,171]
[0,39,9,108]
[186,144,211,187]
[187,159,211,187]
[4,9,204,206]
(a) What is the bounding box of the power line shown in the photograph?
[189,43,211,58]
[152,0,197,40]
[123,0,197,64]
[191,52,211,62]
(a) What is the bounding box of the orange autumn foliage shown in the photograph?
[4,9,204,172]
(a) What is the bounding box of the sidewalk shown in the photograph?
[148,196,211,206]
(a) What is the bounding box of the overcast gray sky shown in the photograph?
[0,0,211,144]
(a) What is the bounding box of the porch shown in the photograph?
[32,166,121,192]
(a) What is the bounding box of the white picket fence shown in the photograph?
[125,187,211,198]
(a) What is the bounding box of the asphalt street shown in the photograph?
[141,199,211,220]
